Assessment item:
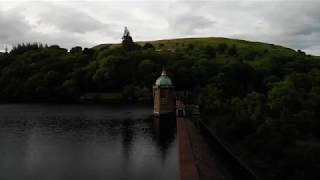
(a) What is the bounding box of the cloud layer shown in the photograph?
[0,0,319,55]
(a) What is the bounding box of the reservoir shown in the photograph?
[0,104,178,180]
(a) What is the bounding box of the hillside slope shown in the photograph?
[95,37,300,57]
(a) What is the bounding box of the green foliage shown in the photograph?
[204,45,216,59]
[228,44,238,56]
[70,46,82,54]
[143,43,155,49]
[0,43,93,102]
[217,43,228,53]
[121,27,140,51]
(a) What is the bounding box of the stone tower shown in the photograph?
[153,69,176,116]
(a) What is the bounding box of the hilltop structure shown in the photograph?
[153,69,176,116]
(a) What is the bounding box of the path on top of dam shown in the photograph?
[177,117,259,180]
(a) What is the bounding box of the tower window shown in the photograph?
[160,90,167,98]
[161,98,167,104]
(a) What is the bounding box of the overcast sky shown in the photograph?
[0,0,319,55]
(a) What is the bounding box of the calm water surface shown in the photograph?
[0,104,178,180]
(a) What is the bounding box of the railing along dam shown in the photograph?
[176,101,260,180]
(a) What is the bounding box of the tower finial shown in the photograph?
[161,66,166,76]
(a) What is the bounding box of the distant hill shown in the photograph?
[94,37,303,57]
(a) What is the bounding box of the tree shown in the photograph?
[70,46,82,54]
[217,43,228,53]
[121,27,139,50]
[143,43,155,49]
[204,45,216,59]
[228,44,238,56]
[122,27,133,42]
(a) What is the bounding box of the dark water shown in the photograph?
[0,104,178,180]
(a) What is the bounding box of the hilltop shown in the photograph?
[95,37,303,57]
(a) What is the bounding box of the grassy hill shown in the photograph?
[95,37,300,57]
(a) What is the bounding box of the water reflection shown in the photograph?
[0,104,178,180]
[152,117,177,162]
[120,118,135,163]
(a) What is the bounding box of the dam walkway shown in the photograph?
[176,101,260,180]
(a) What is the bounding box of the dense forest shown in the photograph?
[1,29,320,179]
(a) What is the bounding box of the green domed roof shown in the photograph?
[155,69,173,86]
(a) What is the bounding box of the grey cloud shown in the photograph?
[0,10,31,43]
[36,3,109,34]
[252,1,320,53]
[169,15,215,34]
[258,2,320,36]
[0,12,91,50]
[23,1,110,34]
[0,2,112,50]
